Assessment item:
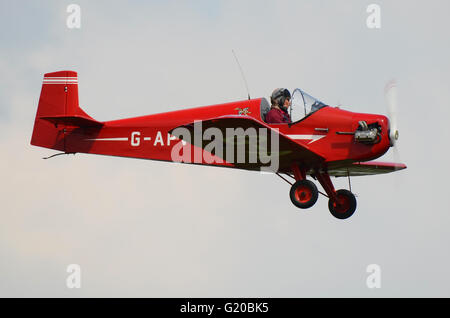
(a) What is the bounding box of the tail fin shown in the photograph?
[30,71,102,151]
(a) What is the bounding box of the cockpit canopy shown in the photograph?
[290,88,327,122]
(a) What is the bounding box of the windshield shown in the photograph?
[290,88,327,122]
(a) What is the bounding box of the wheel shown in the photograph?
[328,189,357,219]
[289,179,319,209]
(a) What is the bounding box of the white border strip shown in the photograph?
[43,77,78,84]
[43,80,78,82]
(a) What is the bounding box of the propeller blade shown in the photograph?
[385,80,399,146]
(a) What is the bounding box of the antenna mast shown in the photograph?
[232,50,251,100]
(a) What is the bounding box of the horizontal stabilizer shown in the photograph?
[40,115,103,127]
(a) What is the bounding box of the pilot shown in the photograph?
[265,88,292,124]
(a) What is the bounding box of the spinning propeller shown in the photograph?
[385,80,401,163]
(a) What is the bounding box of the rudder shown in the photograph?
[30,71,101,151]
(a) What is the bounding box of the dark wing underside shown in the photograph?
[170,115,324,172]
[327,161,407,177]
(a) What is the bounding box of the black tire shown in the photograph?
[328,189,357,219]
[289,179,319,209]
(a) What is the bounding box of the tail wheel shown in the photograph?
[328,189,357,219]
[290,180,319,209]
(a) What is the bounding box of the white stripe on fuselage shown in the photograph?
[84,138,128,141]
[287,134,326,144]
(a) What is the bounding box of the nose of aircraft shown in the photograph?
[388,117,399,147]
[350,112,394,160]
[378,115,395,147]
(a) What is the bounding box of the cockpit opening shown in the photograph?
[290,88,327,122]
[261,88,328,124]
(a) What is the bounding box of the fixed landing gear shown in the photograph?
[289,164,319,209]
[328,189,357,219]
[288,164,357,219]
[290,179,319,209]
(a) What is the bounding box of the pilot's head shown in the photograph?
[271,88,291,111]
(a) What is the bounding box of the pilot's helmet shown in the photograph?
[271,88,291,107]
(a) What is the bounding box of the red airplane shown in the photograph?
[31,71,406,219]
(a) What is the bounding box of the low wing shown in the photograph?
[327,161,407,177]
[170,115,324,172]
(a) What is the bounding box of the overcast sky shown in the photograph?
[1,0,449,297]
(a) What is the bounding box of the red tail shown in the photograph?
[30,71,102,151]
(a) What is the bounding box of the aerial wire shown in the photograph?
[232,50,251,100]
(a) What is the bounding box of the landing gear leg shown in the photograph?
[289,164,318,209]
[316,172,357,219]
